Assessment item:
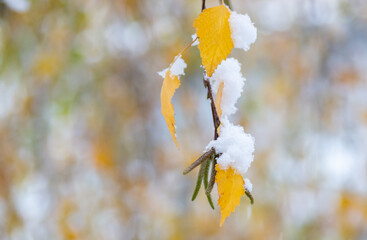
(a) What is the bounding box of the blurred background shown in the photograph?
[0,0,367,239]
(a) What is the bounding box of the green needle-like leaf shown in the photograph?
[191,160,206,201]
[203,154,215,209]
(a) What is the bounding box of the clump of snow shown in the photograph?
[3,0,30,12]
[158,55,187,78]
[191,33,199,46]
[229,12,257,51]
[209,58,246,117]
[158,69,168,78]
[206,118,255,179]
[170,55,187,76]
[244,178,253,192]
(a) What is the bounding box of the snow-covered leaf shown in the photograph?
[160,70,180,147]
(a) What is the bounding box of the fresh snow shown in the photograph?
[209,58,246,117]
[206,118,255,180]
[244,178,253,192]
[158,55,187,78]
[229,12,257,51]
[204,12,258,186]
[191,33,199,46]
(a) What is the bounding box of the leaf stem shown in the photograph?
[168,37,199,70]
[220,0,231,9]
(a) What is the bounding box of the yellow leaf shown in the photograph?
[194,5,234,77]
[215,82,224,134]
[216,164,245,226]
[161,70,180,147]
[215,82,224,119]
[159,39,197,147]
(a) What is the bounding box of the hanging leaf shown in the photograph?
[215,82,224,120]
[194,5,234,77]
[216,164,245,227]
[161,70,180,147]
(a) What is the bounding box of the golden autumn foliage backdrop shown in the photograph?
[0,0,367,239]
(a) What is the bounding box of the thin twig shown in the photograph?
[203,76,220,140]
[183,148,214,175]
[186,0,226,209]
[201,74,221,195]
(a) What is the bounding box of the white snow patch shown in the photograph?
[191,33,199,46]
[244,178,253,192]
[229,12,257,51]
[209,58,246,117]
[206,118,255,179]
[158,55,187,78]
[3,0,30,12]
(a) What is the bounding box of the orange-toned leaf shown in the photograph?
[216,164,245,226]
[194,5,234,77]
[161,70,180,147]
[215,82,224,134]
[215,82,224,119]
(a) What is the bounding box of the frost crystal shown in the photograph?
[206,118,255,179]
[209,58,246,117]
[229,12,257,51]
[158,55,187,78]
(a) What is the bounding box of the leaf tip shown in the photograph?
[219,217,225,227]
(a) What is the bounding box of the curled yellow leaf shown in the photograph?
[215,82,224,120]
[215,82,224,134]
[194,5,234,77]
[216,164,245,226]
[161,70,180,147]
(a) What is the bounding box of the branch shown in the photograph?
[183,148,214,175]
[203,76,220,140]
[183,0,225,209]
